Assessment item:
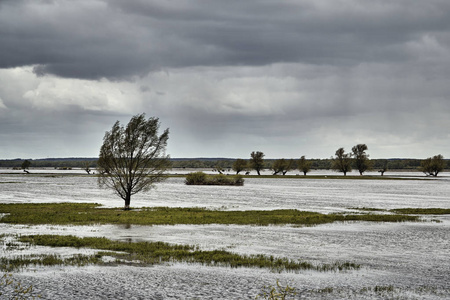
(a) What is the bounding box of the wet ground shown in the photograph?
[1,172,449,299]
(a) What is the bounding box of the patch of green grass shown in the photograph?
[390,208,450,215]
[0,203,420,226]
[17,235,360,272]
[0,254,103,272]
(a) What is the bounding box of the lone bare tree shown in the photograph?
[378,159,389,176]
[98,113,171,210]
[331,147,352,176]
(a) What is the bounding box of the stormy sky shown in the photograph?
[1,0,450,160]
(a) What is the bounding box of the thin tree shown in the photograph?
[331,148,352,176]
[98,113,171,210]
[297,156,311,176]
[420,154,446,177]
[272,158,295,175]
[283,159,295,175]
[272,158,286,175]
[250,151,265,175]
[352,144,372,175]
[21,160,31,174]
[232,159,248,175]
[377,159,389,176]
[83,161,92,174]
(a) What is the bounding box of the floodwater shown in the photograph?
[1,170,449,299]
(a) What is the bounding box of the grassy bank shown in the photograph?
[0,203,420,226]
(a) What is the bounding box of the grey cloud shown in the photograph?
[2,0,450,80]
[1,1,450,159]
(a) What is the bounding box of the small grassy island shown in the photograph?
[185,171,244,186]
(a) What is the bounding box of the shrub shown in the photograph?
[185,172,208,185]
[185,172,244,186]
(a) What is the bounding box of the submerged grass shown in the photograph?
[239,174,426,180]
[16,235,360,272]
[350,207,450,215]
[0,254,104,272]
[0,203,420,226]
[390,208,450,215]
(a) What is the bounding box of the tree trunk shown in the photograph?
[343,171,347,176]
[257,170,261,175]
[124,193,131,210]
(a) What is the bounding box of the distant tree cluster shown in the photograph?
[237,144,446,177]
[0,157,433,172]
[331,144,372,176]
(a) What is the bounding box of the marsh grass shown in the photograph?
[312,285,446,299]
[0,203,420,226]
[238,174,425,180]
[16,235,360,272]
[351,207,450,215]
[390,208,450,215]
[0,273,40,299]
[0,254,103,272]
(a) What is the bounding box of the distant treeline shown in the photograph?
[0,157,443,170]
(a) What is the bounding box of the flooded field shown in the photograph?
[1,171,449,299]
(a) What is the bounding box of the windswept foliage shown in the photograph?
[420,154,446,177]
[331,148,352,176]
[352,144,372,175]
[250,151,265,175]
[232,159,248,174]
[272,159,295,175]
[98,113,171,209]
[297,156,311,176]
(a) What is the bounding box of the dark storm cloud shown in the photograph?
[1,0,450,159]
[2,0,450,79]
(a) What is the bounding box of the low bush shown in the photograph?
[185,172,244,186]
[185,171,207,185]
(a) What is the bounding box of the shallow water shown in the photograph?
[1,172,450,299]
